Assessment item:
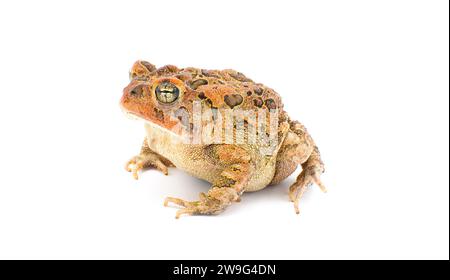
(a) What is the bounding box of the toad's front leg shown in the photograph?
[164,145,252,219]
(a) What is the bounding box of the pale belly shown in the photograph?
[144,123,277,192]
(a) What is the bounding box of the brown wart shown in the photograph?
[229,72,251,82]
[253,98,263,108]
[154,108,165,121]
[156,65,179,76]
[175,73,192,81]
[265,98,277,110]
[201,69,221,79]
[224,94,244,109]
[188,79,208,90]
[205,98,218,110]
[254,87,263,96]
[206,99,213,107]
[140,61,156,73]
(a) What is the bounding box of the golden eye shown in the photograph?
[155,81,180,104]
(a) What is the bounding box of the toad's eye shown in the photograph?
[155,82,180,104]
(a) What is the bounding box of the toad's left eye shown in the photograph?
[155,82,180,104]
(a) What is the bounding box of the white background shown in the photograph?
[0,0,448,260]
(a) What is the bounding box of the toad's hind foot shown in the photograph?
[281,120,327,215]
[289,165,327,214]
[164,145,251,219]
[164,190,239,219]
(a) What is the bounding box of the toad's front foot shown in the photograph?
[289,166,327,215]
[125,153,170,179]
[164,189,239,219]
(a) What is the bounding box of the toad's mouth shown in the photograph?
[122,110,187,140]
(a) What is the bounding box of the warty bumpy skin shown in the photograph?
[121,60,326,218]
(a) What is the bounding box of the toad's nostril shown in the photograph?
[130,85,143,97]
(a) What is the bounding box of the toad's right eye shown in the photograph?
[155,82,180,104]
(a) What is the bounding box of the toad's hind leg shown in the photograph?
[125,138,174,179]
[281,120,327,214]
[164,145,252,219]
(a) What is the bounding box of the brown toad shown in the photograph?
[120,60,326,218]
